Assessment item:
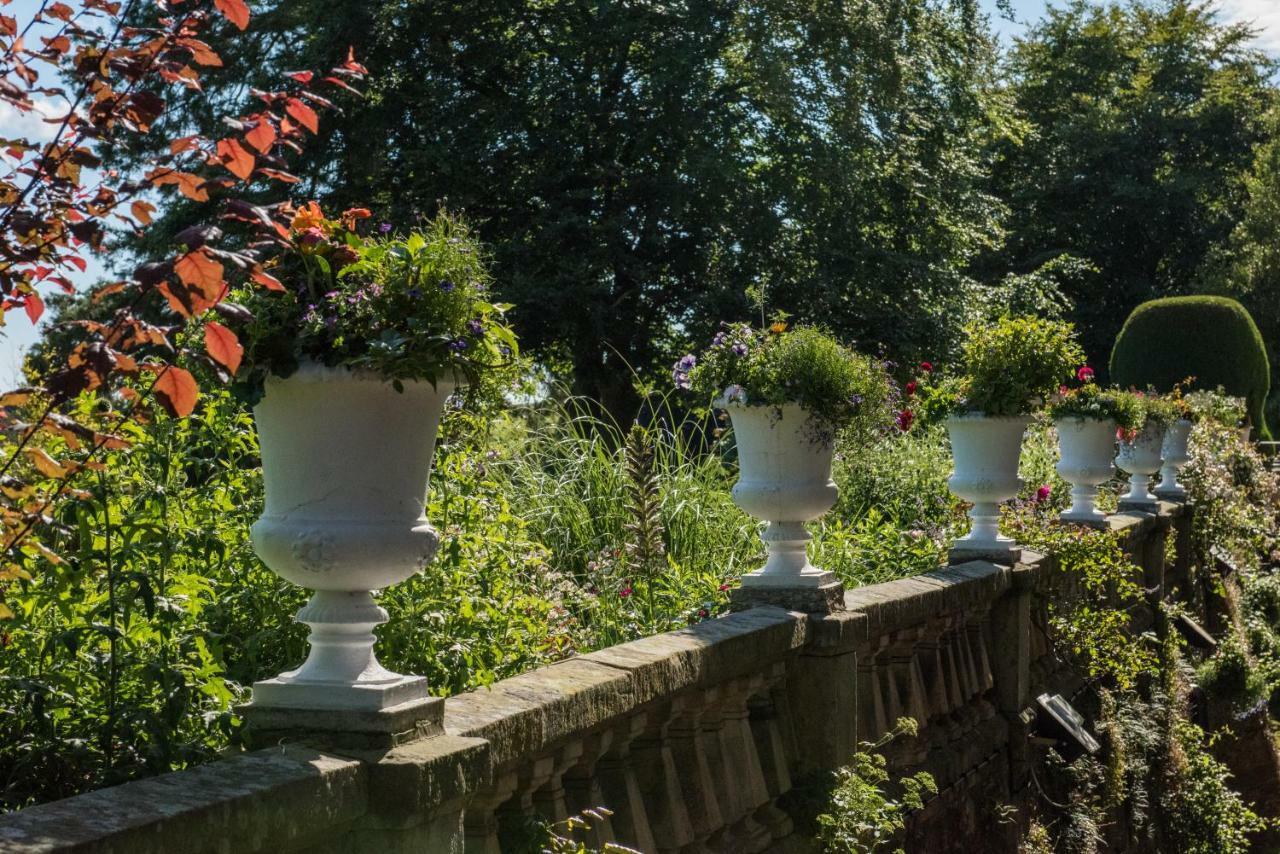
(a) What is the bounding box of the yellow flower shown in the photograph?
[290,200,326,233]
[768,321,788,334]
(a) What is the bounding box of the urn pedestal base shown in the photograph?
[1117,497,1160,513]
[949,544,1026,566]
[730,577,845,613]
[239,693,443,749]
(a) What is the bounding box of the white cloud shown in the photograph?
[0,96,69,144]
[1215,0,1280,55]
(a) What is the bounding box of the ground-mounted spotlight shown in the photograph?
[1033,692,1100,761]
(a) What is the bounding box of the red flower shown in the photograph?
[619,586,632,599]
[299,226,325,246]
[896,409,914,432]
[1077,366,1095,383]
[905,381,917,396]
[1035,485,1052,503]
[698,608,709,618]
[919,361,933,373]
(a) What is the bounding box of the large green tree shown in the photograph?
[986,0,1275,370]
[100,0,1006,416]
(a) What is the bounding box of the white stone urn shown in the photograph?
[249,362,453,712]
[1116,420,1165,508]
[1155,418,1193,499]
[947,414,1031,558]
[726,401,837,588]
[1054,417,1117,525]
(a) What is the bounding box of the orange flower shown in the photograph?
[290,200,326,233]
[341,207,372,230]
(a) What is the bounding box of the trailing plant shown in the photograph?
[952,316,1085,417]
[238,209,519,401]
[1006,504,1157,690]
[815,717,938,854]
[675,322,892,440]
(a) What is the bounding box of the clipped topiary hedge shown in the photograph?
[1110,296,1271,439]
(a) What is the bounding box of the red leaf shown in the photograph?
[174,249,226,301]
[216,137,255,180]
[257,168,300,184]
[244,118,276,153]
[285,97,319,134]
[177,37,223,67]
[147,168,209,202]
[150,366,200,418]
[203,321,243,375]
[286,71,314,84]
[66,255,87,272]
[250,267,286,292]
[342,46,368,75]
[23,292,43,324]
[214,0,250,30]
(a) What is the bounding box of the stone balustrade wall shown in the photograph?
[0,503,1191,854]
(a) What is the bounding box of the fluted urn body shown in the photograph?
[1155,418,1193,499]
[249,362,453,711]
[1055,417,1117,525]
[1116,420,1165,508]
[947,414,1031,557]
[726,402,837,588]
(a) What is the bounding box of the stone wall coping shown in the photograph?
[445,606,808,767]
[0,745,366,854]
[841,559,1011,639]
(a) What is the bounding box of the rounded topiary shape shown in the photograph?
[1110,296,1271,439]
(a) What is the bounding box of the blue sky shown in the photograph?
[1,0,1278,388]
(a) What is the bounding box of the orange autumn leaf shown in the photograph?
[25,448,69,479]
[244,118,276,153]
[131,200,155,225]
[250,267,286,292]
[174,249,225,301]
[285,97,319,134]
[150,365,200,418]
[214,0,250,30]
[203,321,243,374]
[216,137,255,180]
[147,169,209,202]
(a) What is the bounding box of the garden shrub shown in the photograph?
[1109,297,1271,439]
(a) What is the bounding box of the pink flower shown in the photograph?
[896,409,914,432]
[299,226,325,246]
[619,587,632,599]
[1077,366,1095,383]
[1035,485,1052,503]
[718,583,730,592]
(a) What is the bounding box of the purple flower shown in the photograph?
[732,342,748,357]
[468,319,484,335]
[450,338,469,352]
[849,393,864,407]
[379,222,393,234]
[672,354,697,390]
[676,354,697,372]
[407,288,422,299]
[499,344,513,356]
[440,279,456,292]
[712,332,726,346]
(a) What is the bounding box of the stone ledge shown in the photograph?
[728,579,845,614]
[333,735,491,828]
[0,746,366,854]
[843,560,1011,636]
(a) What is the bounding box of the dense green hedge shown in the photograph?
[1110,296,1272,439]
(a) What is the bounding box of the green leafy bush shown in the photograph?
[676,323,891,438]
[955,316,1085,417]
[1048,384,1143,431]
[1109,297,1271,439]
[240,209,519,401]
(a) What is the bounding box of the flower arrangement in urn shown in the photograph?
[236,203,519,725]
[1047,376,1142,525]
[1116,391,1177,508]
[945,316,1084,558]
[675,320,890,594]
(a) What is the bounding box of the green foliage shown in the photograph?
[1185,389,1248,428]
[1048,384,1144,431]
[956,316,1085,417]
[815,718,938,854]
[1006,506,1157,690]
[1196,633,1268,714]
[240,211,519,401]
[1109,296,1271,438]
[679,323,892,439]
[988,0,1276,373]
